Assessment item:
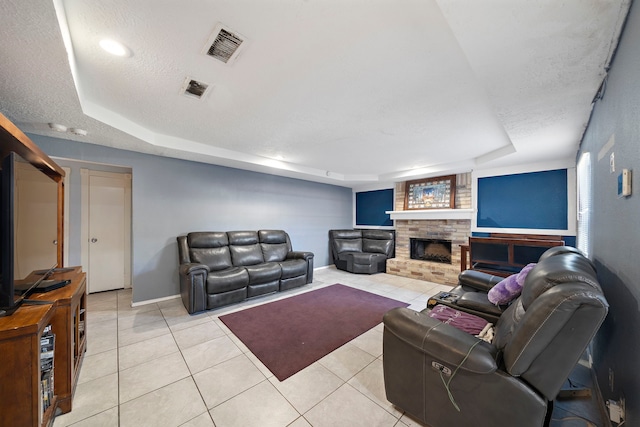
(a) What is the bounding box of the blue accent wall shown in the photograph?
[477,169,568,230]
[30,134,353,304]
[355,189,393,227]
[576,2,640,423]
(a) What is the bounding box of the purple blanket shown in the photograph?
[428,304,489,335]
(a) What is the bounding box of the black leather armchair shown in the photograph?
[383,249,608,427]
[329,229,395,274]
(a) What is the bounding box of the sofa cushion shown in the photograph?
[191,246,233,271]
[279,259,308,279]
[261,243,289,262]
[349,252,388,265]
[207,288,247,310]
[245,262,281,284]
[230,244,264,266]
[362,238,393,255]
[207,267,249,293]
[248,281,280,297]
[334,238,362,254]
[187,232,234,271]
[280,275,307,291]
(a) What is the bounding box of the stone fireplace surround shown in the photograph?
[385,173,472,285]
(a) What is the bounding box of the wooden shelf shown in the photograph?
[1,110,79,426]
[0,267,87,427]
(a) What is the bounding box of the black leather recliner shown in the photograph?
[428,246,593,323]
[329,229,395,274]
[383,249,608,427]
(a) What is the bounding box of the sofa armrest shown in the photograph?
[456,292,504,317]
[287,251,314,261]
[180,263,210,276]
[178,263,210,314]
[383,307,497,374]
[458,269,503,292]
[287,251,314,283]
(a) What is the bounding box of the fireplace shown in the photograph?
[410,238,452,264]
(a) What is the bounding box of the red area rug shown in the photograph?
[219,284,409,381]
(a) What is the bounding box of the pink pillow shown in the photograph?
[487,263,536,305]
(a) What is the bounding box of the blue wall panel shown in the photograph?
[355,189,393,227]
[477,169,568,230]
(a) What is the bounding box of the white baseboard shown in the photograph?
[131,293,181,308]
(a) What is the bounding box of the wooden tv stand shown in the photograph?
[0,267,87,427]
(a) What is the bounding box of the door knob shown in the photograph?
[91,238,98,243]
[53,240,58,245]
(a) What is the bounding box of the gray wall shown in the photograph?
[578,2,640,424]
[30,134,353,304]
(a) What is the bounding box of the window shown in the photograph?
[577,153,592,257]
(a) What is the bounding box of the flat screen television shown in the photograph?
[0,151,59,316]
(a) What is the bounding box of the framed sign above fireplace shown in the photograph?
[404,175,456,210]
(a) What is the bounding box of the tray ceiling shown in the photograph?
[0,0,630,187]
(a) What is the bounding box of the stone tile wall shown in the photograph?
[387,173,472,285]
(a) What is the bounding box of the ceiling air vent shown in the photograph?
[204,25,245,64]
[182,78,209,99]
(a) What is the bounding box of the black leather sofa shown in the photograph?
[177,230,314,314]
[383,247,608,427]
[329,229,395,274]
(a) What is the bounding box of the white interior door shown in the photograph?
[83,170,131,293]
[14,162,58,278]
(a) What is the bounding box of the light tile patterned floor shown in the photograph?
[51,267,441,427]
[52,266,603,427]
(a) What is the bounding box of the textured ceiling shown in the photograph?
[0,0,630,188]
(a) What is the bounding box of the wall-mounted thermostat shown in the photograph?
[618,169,632,197]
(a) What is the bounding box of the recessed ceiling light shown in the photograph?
[48,123,67,132]
[68,128,87,136]
[99,39,131,57]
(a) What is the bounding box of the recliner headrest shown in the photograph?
[361,229,394,240]
[329,229,362,239]
[227,231,259,245]
[259,230,287,244]
[521,252,601,310]
[187,232,228,248]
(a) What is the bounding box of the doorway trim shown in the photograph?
[62,166,70,266]
[81,168,132,291]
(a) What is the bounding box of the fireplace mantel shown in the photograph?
[386,209,474,221]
